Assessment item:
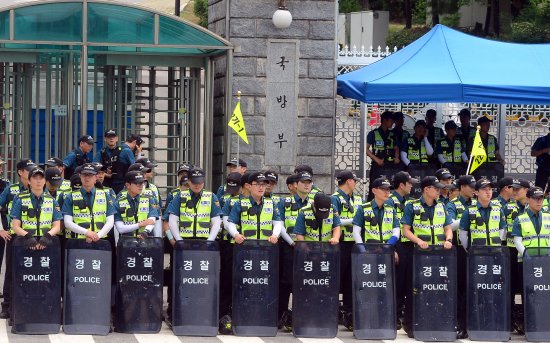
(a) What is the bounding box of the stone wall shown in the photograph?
[209,0,337,194]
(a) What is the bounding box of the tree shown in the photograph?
[339,0,362,12]
[194,0,208,28]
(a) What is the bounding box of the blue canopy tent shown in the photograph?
[337,24,550,104]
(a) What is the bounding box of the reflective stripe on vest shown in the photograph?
[518,212,550,260]
[240,197,274,240]
[390,194,410,242]
[373,129,395,162]
[362,202,394,243]
[71,189,109,239]
[284,196,310,240]
[333,192,362,241]
[301,205,334,242]
[20,193,55,236]
[440,138,463,163]
[468,205,502,246]
[411,200,446,246]
[118,194,151,237]
[178,190,212,239]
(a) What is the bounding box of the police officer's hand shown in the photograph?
[328,237,339,245]
[0,230,11,241]
[169,238,176,246]
[85,230,99,242]
[394,251,399,265]
[417,239,429,249]
[393,156,400,165]
[268,235,278,244]
[37,233,53,249]
[374,157,384,166]
[24,232,38,250]
[138,231,150,240]
[234,234,245,244]
[139,219,155,228]
[105,168,113,178]
[443,240,453,250]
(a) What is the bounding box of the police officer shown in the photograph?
[366,111,400,198]
[45,157,72,193]
[110,134,143,193]
[136,158,161,206]
[0,158,36,318]
[457,108,476,147]
[91,162,117,201]
[163,163,192,244]
[275,172,309,331]
[531,127,550,189]
[545,177,550,211]
[388,171,418,329]
[11,167,62,247]
[467,116,504,164]
[514,179,530,214]
[401,120,434,170]
[437,121,467,175]
[448,180,459,201]
[435,168,454,204]
[391,111,410,151]
[216,158,247,200]
[264,170,280,205]
[114,171,159,238]
[63,135,94,179]
[62,163,117,242]
[445,175,476,338]
[0,158,8,294]
[293,192,340,243]
[94,129,121,189]
[401,176,453,337]
[294,165,322,199]
[331,170,362,328]
[166,167,223,241]
[425,109,445,152]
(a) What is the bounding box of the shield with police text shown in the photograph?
[63,239,112,335]
[467,246,510,341]
[114,236,163,333]
[471,162,504,188]
[523,248,550,342]
[352,243,396,339]
[12,236,61,334]
[407,164,436,198]
[293,242,340,338]
[232,240,279,336]
[413,246,457,341]
[172,239,220,336]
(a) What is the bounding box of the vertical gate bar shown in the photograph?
[45,56,52,159]
[34,57,40,163]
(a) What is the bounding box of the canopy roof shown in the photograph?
[0,0,231,56]
[337,24,550,104]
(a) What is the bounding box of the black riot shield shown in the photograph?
[375,165,404,181]
[114,236,164,333]
[172,239,220,336]
[467,246,510,341]
[523,247,550,342]
[12,236,61,334]
[293,241,340,338]
[351,243,396,340]
[413,246,457,341]
[471,162,504,187]
[63,239,112,335]
[232,240,279,336]
[407,164,437,198]
[444,162,466,179]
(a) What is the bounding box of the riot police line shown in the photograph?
[2,156,550,341]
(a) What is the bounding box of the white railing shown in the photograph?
[337,45,398,66]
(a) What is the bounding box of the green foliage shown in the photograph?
[386,26,430,47]
[339,0,362,13]
[440,12,460,26]
[506,0,550,43]
[413,0,427,25]
[194,0,208,28]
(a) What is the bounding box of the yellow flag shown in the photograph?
[469,129,486,174]
[228,101,249,144]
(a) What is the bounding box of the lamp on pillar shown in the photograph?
[272,0,292,29]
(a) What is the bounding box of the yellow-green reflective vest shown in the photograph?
[467,205,502,246]
[283,196,310,240]
[20,193,55,237]
[70,189,109,239]
[146,182,161,205]
[489,199,520,247]
[362,202,395,243]
[59,179,72,193]
[267,194,281,207]
[517,211,550,260]
[307,188,321,202]
[118,194,151,237]
[220,194,241,242]
[406,137,428,163]
[543,197,548,211]
[332,191,362,241]
[301,204,334,242]
[439,137,463,163]
[239,197,274,240]
[486,135,497,162]
[178,190,212,239]
[411,200,447,246]
[7,184,25,231]
[390,193,410,242]
[372,128,395,162]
